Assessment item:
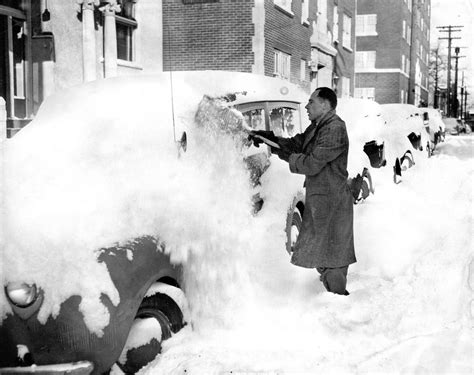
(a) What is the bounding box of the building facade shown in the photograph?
[0,0,163,139]
[354,0,430,105]
[162,0,355,97]
[1,0,356,139]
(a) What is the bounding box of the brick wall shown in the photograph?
[263,0,312,92]
[162,0,254,72]
[356,73,401,103]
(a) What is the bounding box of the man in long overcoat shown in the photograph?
[250,87,356,295]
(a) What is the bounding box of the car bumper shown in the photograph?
[0,361,93,375]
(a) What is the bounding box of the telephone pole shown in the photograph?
[452,47,466,118]
[433,47,440,108]
[437,25,463,117]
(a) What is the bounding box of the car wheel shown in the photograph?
[117,284,187,374]
[400,150,415,170]
[285,191,305,254]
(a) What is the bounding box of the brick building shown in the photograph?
[0,0,163,138]
[162,0,355,97]
[354,0,431,105]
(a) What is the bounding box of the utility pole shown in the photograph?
[433,47,440,108]
[464,89,469,120]
[438,25,463,117]
[460,71,464,119]
[451,47,466,118]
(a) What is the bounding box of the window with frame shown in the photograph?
[406,57,410,75]
[401,54,405,73]
[355,51,376,69]
[342,13,352,49]
[274,0,293,13]
[356,14,377,36]
[301,0,309,24]
[402,20,406,39]
[355,87,375,100]
[407,25,412,45]
[274,50,291,80]
[333,6,339,42]
[408,0,412,12]
[116,1,137,62]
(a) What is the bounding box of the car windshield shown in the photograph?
[270,107,299,138]
[242,108,265,130]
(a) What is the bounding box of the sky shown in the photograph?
[1,73,471,373]
[430,0,474,106]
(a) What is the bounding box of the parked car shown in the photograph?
[423,108,446,146]
[381,104,429,183]
[337,98,387,202]
[0,71,310,374]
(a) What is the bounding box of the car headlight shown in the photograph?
[5,282,38,307]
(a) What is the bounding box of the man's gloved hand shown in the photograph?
[271,145,292,162]
[248,130,277,147]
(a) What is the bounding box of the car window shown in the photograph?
[269,107,300,138]
[242,108,265,130]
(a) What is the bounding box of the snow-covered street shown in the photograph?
[142,135,473,375]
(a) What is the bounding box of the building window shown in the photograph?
[401,89,406,103]
[342,14,352,49]
[401,54,405,73]
[408,0,412,12]
[341,77,350,97]
[356,14,377,36]
[355,51,376,69]
[406,57,410,75]
[116,1,137,62]
[407,25,412,45]
[402,20,406,39]
[300,59,306,81]
[355,87,375,100]
[274,0,293,14]
[274,49,291,79]
[301,0,309,24]
[420,17,424,32]
[333,6,339,42]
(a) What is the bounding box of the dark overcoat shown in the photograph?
[278,110,356,268]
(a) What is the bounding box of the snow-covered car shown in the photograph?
[337,98,387,202]
[423,108,446,147]
[381,104,429,183]
[0,71,309,374]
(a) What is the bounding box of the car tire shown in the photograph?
[117,284,187,374]
[286,191,305,254]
